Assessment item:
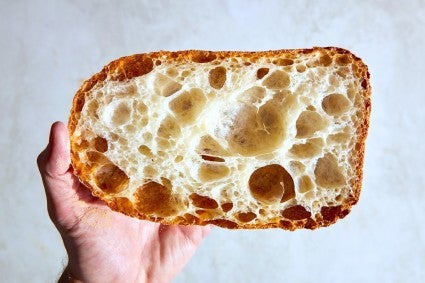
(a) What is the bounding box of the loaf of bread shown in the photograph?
[69,47,371,230]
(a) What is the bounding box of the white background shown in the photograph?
[1,1,424,282]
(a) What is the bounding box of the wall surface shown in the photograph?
[1,1,424,282]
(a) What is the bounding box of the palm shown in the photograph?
[38,122,210,283]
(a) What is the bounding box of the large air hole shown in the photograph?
[298,175,314,193]
[314,153,346,188]
[199,163,230,181]
[273,58,294,66]
[190,193,219,209]
[262,70,290,89]
[256,68,269,79]
[138,145,153,157]
[295,111,327,138]
[236,212,257,223]
[327,129,351,145]
[154,73,182,97]
[221,202,233,212]
[322,93,350,116]
[248,164,295,204]
[169,88,206,124]
[134,181,182,217]
[209,66,226,89]
[95,163,129,194]
[281,205,311,220]
[157,115,181,139]
[289,138,324,159]
[226,102,284,156]
[93,136,108,153]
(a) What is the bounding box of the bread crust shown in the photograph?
[69,47,371,230]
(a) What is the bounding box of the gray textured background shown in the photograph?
[1,1,424,282]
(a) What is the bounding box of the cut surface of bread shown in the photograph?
[69,47,371,230]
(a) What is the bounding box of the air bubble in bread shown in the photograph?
[262,70,290,89]
[248,164,295,204]
[322,93,350,116]
[296,111,327,138]
[226,102,284,156]
[209,66,227,89]
[154,73,182,97]
[169,88,206,124]
[69,47,371,230]
[314,153,346,188]
[134,181,182,217]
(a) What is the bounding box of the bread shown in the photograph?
[68,47,371,230]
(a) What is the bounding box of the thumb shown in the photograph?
[44,121,71,177]
[37,122,75,211]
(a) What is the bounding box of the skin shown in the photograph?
[37,122,211,283]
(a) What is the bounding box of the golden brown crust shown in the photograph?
[69,47,371,230]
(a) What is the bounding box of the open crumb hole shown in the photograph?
[221,202,233,212]
[199,163,230,181]
[314,153,346,188]
[169,88,206,124]
[296,111,327,138]
[157,115,181,139]
[236,212,257,223]
[138,145,153,157]
[201,155,225,162]
[281,205,311,220]
[248,164,295,204]
[209,66,226,89]
[256,68,269,79]
[154,73,182,97]
[134,181,181,217]
[95,163,129,194]
[190,193,218,209]
[298,175,314,193]
[322,93,350,116]
[289,138,324,159]
[93,136,108,153]
[262,70,290,89]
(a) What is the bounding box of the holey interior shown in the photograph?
[70,49,370,229]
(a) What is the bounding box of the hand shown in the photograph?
[37,122,211,283]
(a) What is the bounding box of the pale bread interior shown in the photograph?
[70,49,369,229]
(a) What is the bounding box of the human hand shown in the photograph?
[37,122,211,283]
